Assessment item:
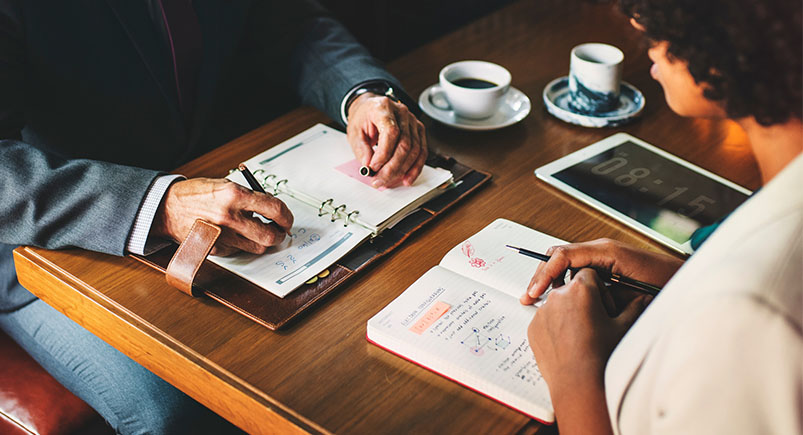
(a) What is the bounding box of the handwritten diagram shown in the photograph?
[461,241,504,271]
[461,327,492,356]
[460,315,512,356]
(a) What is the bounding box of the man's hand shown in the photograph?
[527,269,651,435]
[520,238,684,306]
[151,178,294,256]
[346,92,428,189]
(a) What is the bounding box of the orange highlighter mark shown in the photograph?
[409,301,451,335]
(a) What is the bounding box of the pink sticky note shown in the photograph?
[335,159,385,190]
[409,301,451,335]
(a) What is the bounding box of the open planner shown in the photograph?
[210,124,453,297]
[132,123,492,329]
[367,219,567,423]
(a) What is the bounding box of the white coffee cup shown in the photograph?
[429,60,511,119]
[568,43,623,114]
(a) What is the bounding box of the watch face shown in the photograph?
[552,141,749,243]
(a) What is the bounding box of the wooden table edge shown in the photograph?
[13,246,329,435]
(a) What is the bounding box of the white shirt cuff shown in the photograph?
[126,174,184,255]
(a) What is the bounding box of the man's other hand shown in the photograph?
[346,92,428,189]
[152,178,294,256]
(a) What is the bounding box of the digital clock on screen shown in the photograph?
[536,134,751,254]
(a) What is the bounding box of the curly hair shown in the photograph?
[619,0,802,126]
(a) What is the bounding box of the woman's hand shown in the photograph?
[520,238,683,305]
[528,268,652,435]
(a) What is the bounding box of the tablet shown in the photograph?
[535,133,751,254]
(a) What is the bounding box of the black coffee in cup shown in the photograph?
[451,77,498,89]
[437,60,511,118]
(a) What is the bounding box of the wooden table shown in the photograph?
[13,1,761,433]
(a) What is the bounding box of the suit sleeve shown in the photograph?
[249,0,413,126]
[0,2,161,255]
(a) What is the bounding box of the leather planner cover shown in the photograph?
[131,155,491,330]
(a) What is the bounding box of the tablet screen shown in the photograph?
[551,141,749,243]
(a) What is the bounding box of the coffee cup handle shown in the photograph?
[428,85,452,111]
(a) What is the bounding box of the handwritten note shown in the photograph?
[440,219,567,299]
[208,194,372,297]
[334,158,383,189]
[409,301,451,334]
[367,266,553,420]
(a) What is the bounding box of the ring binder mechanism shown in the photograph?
[252,169,379,235]
[132,124,489,328]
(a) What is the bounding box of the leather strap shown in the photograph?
[166,219,221,296]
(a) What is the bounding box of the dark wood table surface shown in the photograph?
[13,1,761,433]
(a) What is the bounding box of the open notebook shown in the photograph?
[209,124,453,297]
[367,219,568,423]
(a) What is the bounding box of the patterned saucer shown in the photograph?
[543,76,645,128]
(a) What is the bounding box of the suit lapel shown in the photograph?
[184,0,251,153]
[104,0,251,160]
[104,0,184,141]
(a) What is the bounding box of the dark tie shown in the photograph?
[158,0,203,124]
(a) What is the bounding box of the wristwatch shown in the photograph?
[341,81,400,123]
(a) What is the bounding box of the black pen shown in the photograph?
[505,245,661,296]
[238,163,292,236]
[238,163,267,194]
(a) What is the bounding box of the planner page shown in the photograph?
[239,124,453,230]
[439,219,567,299]
[367,266,554,422]
[208,171,373,298]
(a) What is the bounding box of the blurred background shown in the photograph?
[318,0,517,61]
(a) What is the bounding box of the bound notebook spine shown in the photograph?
[249,169,378,235]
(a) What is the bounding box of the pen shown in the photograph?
[238,163,292,236]
[238,163,267,194]
[505,245,661,296]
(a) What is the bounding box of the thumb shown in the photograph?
[615,295,652,331]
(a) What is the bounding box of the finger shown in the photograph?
[402,122,428,186]
[524,253,552,302]
[228,211,288,249]
[594,276,619,317]
[348,123,376,167]
[241,191,294,233]
[614,294,652,331]
[608,284,642,313]
[566,268,608,314]
[213,228,267,255]
[209,185,291,247]
[374,116,415,188]
[520,291,539,305]
[527,245,572,299]
[369,113,400,172]
[384,118,420,187]
[210,244,237,257]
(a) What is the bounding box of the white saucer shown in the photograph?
[418,84,531,131]
[543,76,645,128]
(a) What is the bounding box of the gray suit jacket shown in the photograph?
[0,0,409,311]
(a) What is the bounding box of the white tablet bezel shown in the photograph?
[535,132,752,255]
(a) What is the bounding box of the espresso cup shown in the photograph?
[430,60,511,119]
[567,43,623,114]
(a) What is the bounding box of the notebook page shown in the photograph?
[367,266,554,422]
[207,171,372,298]
[439,219,567,299]
[240,124,452,229]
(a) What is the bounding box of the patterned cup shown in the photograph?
[567,43,623,115]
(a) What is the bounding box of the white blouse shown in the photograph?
[605,153,803,434]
